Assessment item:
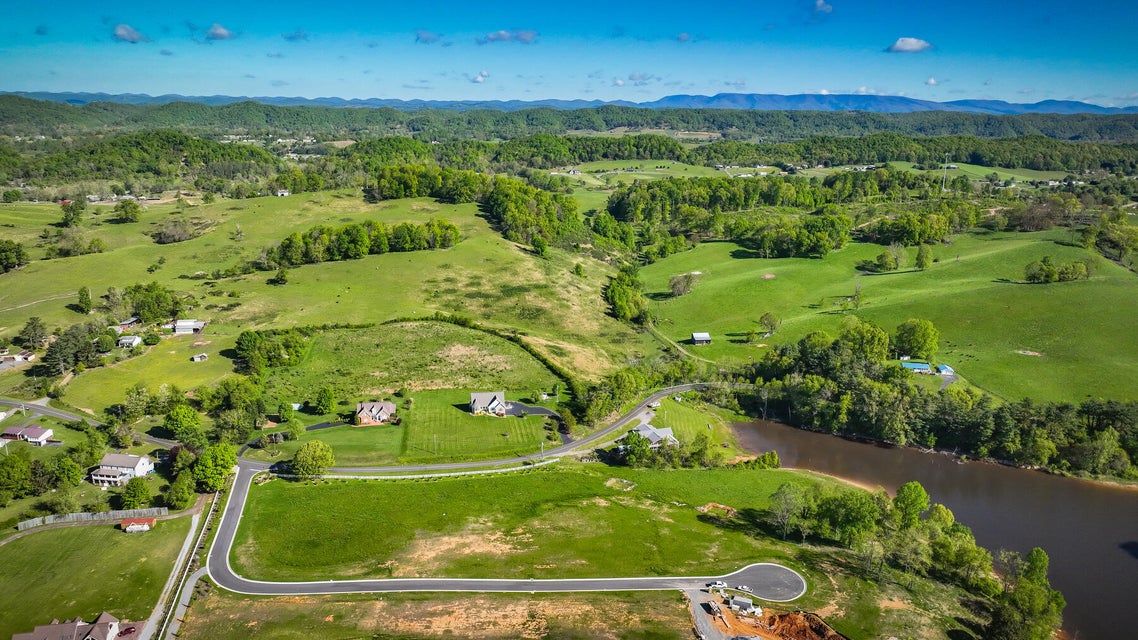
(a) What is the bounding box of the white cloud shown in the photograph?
[1116,92,1138,100]
[628,71,657,86]
[612,78,625,87]
[415,29,441,44]
[815,0,833,14]
[206,23,234,40]
[470,70,489,84]
[886,37,932,53]
[477,29,538,45]
[855,86,877,95]
[113,24,148,43]
[820,89,830,95]
[925,76,937,86]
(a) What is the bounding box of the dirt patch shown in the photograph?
[192,340,212,347]
[718,609,847,640]
[604,478,636,491]
[879,598,911,611]
[1015,350,1044,357]
[697,502,737,517]
[586,497,611,507]
[393,520,526,576]
[763,273,777,279]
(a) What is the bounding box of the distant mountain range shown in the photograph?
[5,91,1138,115]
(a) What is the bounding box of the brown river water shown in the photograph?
[734,419,1138,640]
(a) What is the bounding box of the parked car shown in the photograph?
[736,585,753,593]
[708,580,727,588]
[118,627,136,637]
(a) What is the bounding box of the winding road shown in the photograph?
[4,382,808,604]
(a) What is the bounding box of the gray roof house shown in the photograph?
[91,453,154,487]
[356,401,398,425]
[627,424,679,448]
[470,391,508,416]
[117,335,142,348]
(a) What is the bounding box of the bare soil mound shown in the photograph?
[761,612,848,640]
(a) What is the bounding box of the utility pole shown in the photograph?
[433,434,437,456]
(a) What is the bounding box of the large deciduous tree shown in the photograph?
[120,476,151,509]
[292,440,335,477]
[893,318,939,360]
[192,444,237,492]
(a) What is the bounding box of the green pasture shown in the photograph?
[0,517,191,639]
[888,161,1070,183]
[232,465,826,582]
[642,230,1138,402]
[231,466,983,639]
[260,322,560,411]
[1,192,655,396]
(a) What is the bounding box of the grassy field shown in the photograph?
[177,589,694,640]
[888,161,1071,183]
[0,193,658,389]
[261,322,560,412]
[0,517,191,639]
[231,465,983,639]
[60,332,238,415]
[641,230,1138,402]
[232,465,832,582]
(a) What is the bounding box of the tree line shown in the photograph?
[740,316,1136,479]
[3,94,1137,142]
[257,217,460,272]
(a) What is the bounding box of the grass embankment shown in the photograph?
[0,193,656,392]
[231,465,983,639]
[177,590,693,640]
[641,230,1138,402]
[0,518,191,639]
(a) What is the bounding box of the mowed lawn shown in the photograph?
[245,389,554,466]
[0,518,191,639]
[231,466,829,582]
[641,231,1138,402]
[400,389,553,462]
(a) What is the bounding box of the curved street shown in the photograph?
[7,383,808,604]
[206,463,807,600]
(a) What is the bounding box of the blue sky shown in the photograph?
[2,0,1136,105]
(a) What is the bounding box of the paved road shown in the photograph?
[302,383,723,474]
[208,462,806,599]
[0,397,178,448]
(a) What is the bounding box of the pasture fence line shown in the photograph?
[17,507,169,531]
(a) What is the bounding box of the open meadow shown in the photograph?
[0,191,658,408]
[641,230,1138,402]
[0,518,191,639]
[231,465,983,639]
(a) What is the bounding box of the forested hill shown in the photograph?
[3,95,1138,142]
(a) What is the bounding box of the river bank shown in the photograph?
[731,418,1138,640]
